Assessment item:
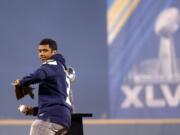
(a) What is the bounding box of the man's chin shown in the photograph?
[40,59,46,63]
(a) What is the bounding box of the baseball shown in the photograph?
[18,105,26,112]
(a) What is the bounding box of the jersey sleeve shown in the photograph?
[19,66,49,86]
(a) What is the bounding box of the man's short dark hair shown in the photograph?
[39,38,58,50]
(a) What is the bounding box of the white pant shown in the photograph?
[29,119,68,135]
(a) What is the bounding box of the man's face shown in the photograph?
[38,44,56,63]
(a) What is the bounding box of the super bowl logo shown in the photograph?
[121,7,180,109]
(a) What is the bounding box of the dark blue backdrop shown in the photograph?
[0,0,108,118]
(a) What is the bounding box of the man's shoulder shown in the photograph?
[42,59,58,66]
[40,59,65,73]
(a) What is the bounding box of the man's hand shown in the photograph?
[18,105,34,115]
[12,79,20,86]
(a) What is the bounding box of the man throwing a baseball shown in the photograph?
[13,38,72,135]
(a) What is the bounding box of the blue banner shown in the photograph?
[107,0,180,118]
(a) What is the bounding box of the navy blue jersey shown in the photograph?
[19,54,72,128]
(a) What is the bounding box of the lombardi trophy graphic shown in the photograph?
[127,7,180,84]
[155,7,180,82]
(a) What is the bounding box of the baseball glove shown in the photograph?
[14,85,34,100]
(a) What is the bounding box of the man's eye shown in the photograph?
[43,50,48,52]
[39,49,49,53]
